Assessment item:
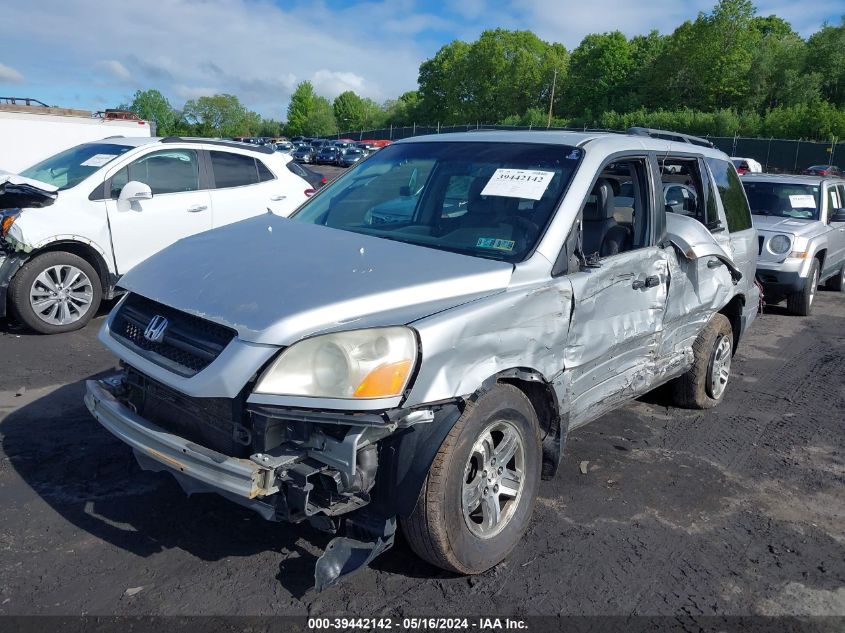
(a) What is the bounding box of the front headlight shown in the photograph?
[769,234,791,255]
[253,327,418,399]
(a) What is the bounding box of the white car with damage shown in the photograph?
[0,137,313,333]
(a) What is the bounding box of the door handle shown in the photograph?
[633,276,660,290]
[707,258,722,268]
[187,204,207,212]
[270,195,287,201]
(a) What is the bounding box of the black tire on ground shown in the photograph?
[787,259,820,316]
[9,251,102,334]
[824,264,844,292]
[672,313,734,410]
[401,383,542,575]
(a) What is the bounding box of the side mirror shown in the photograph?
[831,209,845,223]
[665,213,743,283]
[118,181,152,202]
[116,180,152,211]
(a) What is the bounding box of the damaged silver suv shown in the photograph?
[85,128,759,589]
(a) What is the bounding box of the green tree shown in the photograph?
[286,81,317,137]
[648,0,760,110]
[806,19,845,106]
[305,96,338,137]
[417,30,568,125]
[182,94,249,137]
[565,31,634,116]
[333,91,366,130]
[120,89,177,135]
[383,91,421,126]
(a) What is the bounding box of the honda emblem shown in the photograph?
[143,315,169,343]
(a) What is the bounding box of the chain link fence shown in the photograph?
[338,124,843,174]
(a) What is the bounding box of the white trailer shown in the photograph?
[0,98,153,173]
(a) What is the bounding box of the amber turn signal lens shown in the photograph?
[1,214,16,236]
[354,360,413,398]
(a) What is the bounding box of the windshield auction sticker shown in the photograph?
[481,169,555,200]
[789,194,816,208]
[81,154,119,167]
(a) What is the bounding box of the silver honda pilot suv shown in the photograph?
[742,173,845,315]
[85,128,760,589]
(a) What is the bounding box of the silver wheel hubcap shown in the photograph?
[707,334,732,399]
[462,420,525,539]
[29,264,94,326]
[809,268,818,305]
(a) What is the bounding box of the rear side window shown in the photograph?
[210,151,262,188]
[706,158,753,232]
[257,160,275,182]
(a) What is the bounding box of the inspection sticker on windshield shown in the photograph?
[789,194,816,209]
[81,154,118,167]
[476,237,515,251]
[480,169,555,201]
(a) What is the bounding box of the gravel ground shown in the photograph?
[0,279,843,618]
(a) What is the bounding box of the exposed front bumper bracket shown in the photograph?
[84,379,275,499]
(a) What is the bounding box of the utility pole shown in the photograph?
[547,68,558,129]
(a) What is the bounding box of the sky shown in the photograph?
[0,0,842,121]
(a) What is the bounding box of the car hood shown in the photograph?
[118,214,514,345]
[752,214,821,239]
[0,172,58,210]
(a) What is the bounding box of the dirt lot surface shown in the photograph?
[1,286,843,618]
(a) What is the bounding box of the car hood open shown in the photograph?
[118,214,514,345]
[0,172,58,210]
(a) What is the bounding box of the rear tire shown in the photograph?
[824,264,844,292]
[672,313,733,410]
[401,384,541,574]
[787,259,820,316]
[9,251,102,334]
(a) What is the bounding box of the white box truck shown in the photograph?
[0,98,152,173]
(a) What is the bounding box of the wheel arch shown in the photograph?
[718,293,745,354]
[375,367,565,520]
[815,248,826,271]
[25,240,114,297]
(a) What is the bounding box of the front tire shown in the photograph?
[787,259,820,316]
[402,384,541,574]
[672,313,733,409]
[9,251,102,334]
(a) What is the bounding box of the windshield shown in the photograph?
[291,141,581,262]
[19,142,133,190]
[743,181,821,220]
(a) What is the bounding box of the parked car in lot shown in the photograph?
[0,137,311,333]
[337,147,366,168]
[85,127,759,590]
[316,146,341,165]
[802,165,842,177]
[273,141,294,154]
[285,160,327,195]
[742,173,845,315]
[292,145,316,164]
[731,157,763,175]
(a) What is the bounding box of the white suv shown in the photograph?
[0,137,312,333]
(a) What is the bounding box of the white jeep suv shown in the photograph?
[0,137,312,333]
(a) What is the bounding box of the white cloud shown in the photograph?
[311,70,367,100]
[174,85,220,100]
[0,62,24,83]
[0,0,431,118]
[96,59,131,80]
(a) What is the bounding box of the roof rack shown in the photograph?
[159,136,275,154]
[627,127,714,149]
